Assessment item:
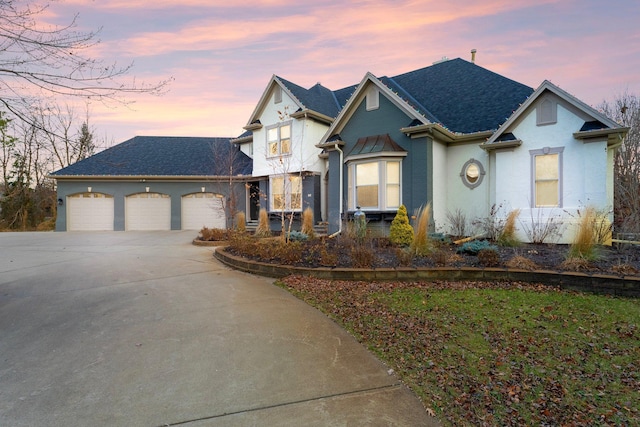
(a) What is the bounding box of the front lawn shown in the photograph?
[279,277,640,426]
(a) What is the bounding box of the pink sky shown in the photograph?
[46,0,640,145]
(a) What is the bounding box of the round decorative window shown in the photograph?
[460,159,485,189]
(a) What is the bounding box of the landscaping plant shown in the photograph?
[411,203,434,256]
[568,206,599,260]
[235,211,246,233]
[497,208,521,247]
[389,204,414,246]
[300,207,316,239]
[254,208,272,238]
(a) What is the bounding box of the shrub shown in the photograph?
[254,208,271,238]
[457,240,498,255]
[319,245,338,267]
[519,208,564,244]
[300,207,316,239]
[395,247,414,267]
[560,257,592,272]
[411,203,434,256]
[506,255,539,270]
[389,205,414,246]
[287,230,308,242]
[198,227,229,241]
[235,211,246,233]
[477,248,500,267]
[446,208,468,237]
[350,243,376,268]
[497,209,521,247]
[472,203,505,241]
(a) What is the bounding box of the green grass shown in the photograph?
[280,278,640,426]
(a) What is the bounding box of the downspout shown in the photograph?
[329,143,343,237]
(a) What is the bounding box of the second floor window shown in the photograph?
[267,123,291,157]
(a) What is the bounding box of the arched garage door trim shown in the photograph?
[67,192,114,231]
[125,192,171,230]
[181,192,226,230]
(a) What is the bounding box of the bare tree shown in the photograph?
[599,92,640,235]
[0,0,171,130]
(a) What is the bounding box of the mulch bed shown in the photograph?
[226,236,640,277]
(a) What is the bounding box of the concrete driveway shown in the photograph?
[0,231,436,426]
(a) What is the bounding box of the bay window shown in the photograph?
[348,159,401,210]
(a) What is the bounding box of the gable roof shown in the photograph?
[484,80,629,149]
[319,58,535,147]
[244,75,357,129]
[51,136,252,177]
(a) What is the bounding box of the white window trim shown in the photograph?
[269,174,303,212]
[530,146,564,208]
[266,121,292,159]
[348,158,402,211]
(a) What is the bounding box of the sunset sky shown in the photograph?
[45,0,640,145]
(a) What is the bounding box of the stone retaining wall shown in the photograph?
[214,247,640,298]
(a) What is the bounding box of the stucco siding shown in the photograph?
[442,143,490,234]
[493,99,610,243]
[251,89,328,178]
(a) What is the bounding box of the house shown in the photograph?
[240,58,628,242]
[51,136,252,231]
[53,58,628,241]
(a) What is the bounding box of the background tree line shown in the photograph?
[599,92,640,237]
[0,0,169,230]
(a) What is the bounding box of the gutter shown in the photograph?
[48,175,255,182]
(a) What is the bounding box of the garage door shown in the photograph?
[67,193,114,231]
[182,193,226,230]
[126,193,171,230]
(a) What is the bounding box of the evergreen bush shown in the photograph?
[389,205,414,246]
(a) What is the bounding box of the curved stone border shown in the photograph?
[214,246,640,298]
[192,239,229,247]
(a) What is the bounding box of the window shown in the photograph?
[270,175,302,211]
[349,160,401,210]
[531,147,564,207]
[267,123,291,157]
[460,159,485,189]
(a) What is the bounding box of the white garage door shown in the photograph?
[67,193,114,231]
[182,193,226,230]
[126,193,171,230]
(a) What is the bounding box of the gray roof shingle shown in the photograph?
[387,58,534,133]
[51,136,252,177]
[277,76,357,118]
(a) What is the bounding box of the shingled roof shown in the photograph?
[51,136,252,177]
[277,76,357,119]
[387,58,534,133]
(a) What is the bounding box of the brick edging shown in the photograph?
[213,247,640,298]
